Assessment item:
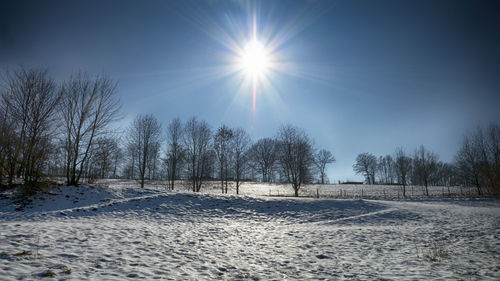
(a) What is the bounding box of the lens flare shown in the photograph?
[240,40,270,78]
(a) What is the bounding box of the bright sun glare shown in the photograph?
[240,40,270,78]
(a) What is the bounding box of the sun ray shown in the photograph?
[168,0,337,115]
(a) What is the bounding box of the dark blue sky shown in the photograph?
[1,0,499,181]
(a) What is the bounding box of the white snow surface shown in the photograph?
[0,180,499,280]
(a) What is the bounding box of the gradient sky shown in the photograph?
[1,0,499,182]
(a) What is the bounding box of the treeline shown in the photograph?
[1,68,498,197]
[122,115,336,197]
[0,68,336,197]
[0,68,120,195]
[353,123,500,196]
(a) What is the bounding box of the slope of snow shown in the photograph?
[0,182,498,280]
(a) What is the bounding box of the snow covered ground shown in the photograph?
[0,181,499,280]
[97,179,483,199]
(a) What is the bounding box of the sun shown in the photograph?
[239,40,270,79]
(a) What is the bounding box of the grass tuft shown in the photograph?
[13,250,32,257]
[41,270,57,277]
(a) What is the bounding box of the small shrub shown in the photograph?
[13,250,32,257]
[41,270,57,277]
[413,239,450,262]
[423,241,449,262]
[0,251,9,258]
[60,265,72,275]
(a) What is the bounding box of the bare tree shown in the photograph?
[377,155,395,184]
[413,145,439,196]
[232,128,251,194]
[165,117,184,190]
[249,138,278,183]
[183,117,212,192]
[394,147,412,197]
[214,125,233,194]
[481,123,500,196]
[456,124,500,196]
[89,136,121,179]
[314,149,335,184]
[60,73,120,186]
[111,141,124,178]
[353,152,377,184]
[0,103,17,180]
[127,115,162,188]
[1,68,61,186]
[277,124,315,197]
[455,134,482,193]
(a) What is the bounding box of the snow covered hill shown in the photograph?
[0,182,499,280]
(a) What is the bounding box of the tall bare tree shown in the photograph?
[277,124,315,197]
[213,125,234,193]
[183,117,212,192]
[232,128,251,194]
[353,152,377,184]
[89,136,121,179]
[249,138,278,183]
[1,68,61,186]
[480,124,500,196]
[455,134,482,193]
[456,124,500,196]
[60,73,120,186]
[413,145,439,196]
[214,125,233,193]
[377,155,395,184]
[127,115,162,188]
[314,149,335,184]
[165,117,184,190]
[0,103,16,180]
[394,148,412,197]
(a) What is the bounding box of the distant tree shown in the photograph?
[88,136,121,179]
[477,124,500,196]
[435,161,456,187]
[0,103,17,180]
[214,125,234,194]
[127,115,162,188]
[165,117,184,190]
[60,73,120,186]
[277,124,315,197]
[232,128,251,194]
[394,148,412,197]
[314,149,335,184]
[455,124,500,196]
[353,152,377,184]
[124,142,137,180]
[377,155,395,184]
[111,141,124,178]
[455,134,482,193]
[0,68,62,186]
[413,145,439,196]
[183,117,212,192]
[249,138,278,183]
[147,141,161,180]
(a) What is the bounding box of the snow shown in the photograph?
[0,181,499,280]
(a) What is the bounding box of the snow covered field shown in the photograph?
[0,181,499,280]
[97,179,484,199]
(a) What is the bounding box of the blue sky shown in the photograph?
[1,0,499,182]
